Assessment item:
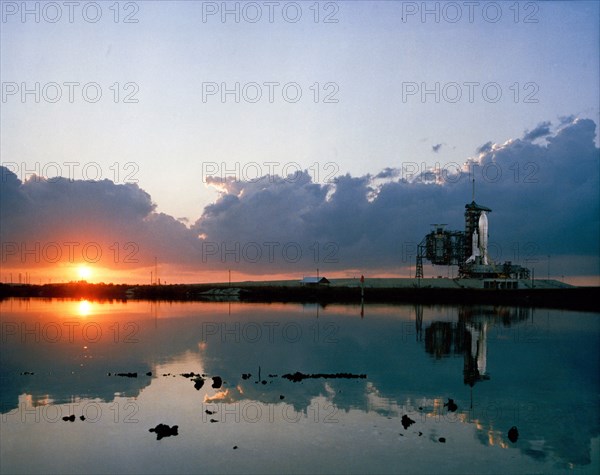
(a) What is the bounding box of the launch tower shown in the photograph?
[415,192,530,284]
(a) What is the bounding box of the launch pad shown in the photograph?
[415,198,530,285]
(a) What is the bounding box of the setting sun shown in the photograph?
[78,265,92,281]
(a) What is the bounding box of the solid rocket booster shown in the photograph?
[472,230,480,257]
[466,229,480,264]
[478,211,488,265]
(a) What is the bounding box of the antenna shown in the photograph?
[472,177,475,202]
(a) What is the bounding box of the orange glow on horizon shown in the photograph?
[0,263,597,287]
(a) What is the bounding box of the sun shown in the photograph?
[78,265,93,281]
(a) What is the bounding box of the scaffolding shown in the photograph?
[415,226,464,279]
[415,200,530,281]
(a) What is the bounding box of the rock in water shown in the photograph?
[444,398,458,412]
[116,372,137,378]
[401,415,415,430]
[508,426,519,443]
[149,424,179,440]
[212,376,222,389]
[192,376,205,390]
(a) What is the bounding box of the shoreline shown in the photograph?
[1,281,598,312]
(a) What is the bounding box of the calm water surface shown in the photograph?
[0,298,598,474]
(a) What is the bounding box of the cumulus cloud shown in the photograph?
[193,118,599,276]
[559,115,576,125]
[1,117,598,280]
[0,172,202,271]
[476,141,493,154]
[375,167,400,179]
[523,121,552,141]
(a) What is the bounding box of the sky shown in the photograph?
[0,0,599,285]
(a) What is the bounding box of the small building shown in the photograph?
[300,277,330,286]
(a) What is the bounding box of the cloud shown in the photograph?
[523,121,552,141]
[1,117,598,280]
[375,167,400,179]
[192,118,599,276]
[0,172,202,271]
[476,141,493,154]
[559,115,576,125]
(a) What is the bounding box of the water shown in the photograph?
[1,298,598,474]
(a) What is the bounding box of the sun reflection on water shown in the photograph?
[77,300,92,317]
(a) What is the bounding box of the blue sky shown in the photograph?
[1,1,599,283]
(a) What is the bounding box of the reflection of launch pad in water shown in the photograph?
[416,194,530,286]
[423,306,532,386]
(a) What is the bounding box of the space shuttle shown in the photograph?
[466,211,489,265]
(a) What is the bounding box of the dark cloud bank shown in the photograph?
[1,118,598,279]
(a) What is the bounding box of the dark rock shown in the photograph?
[116,372,137,378]
[444,398,458,412]
[281,372,367,383]
[439,437,446,443]
[79,415,86,421]
[146,372,152,376]
[508,426,519,443]
[212,376,223,389]
[418,432,423,436]
[205,410,215,415]
[261,380,267,385]
[241,373,251,380]
[192,376,205,390]
[279,395,285,400]
[149,423,178,440]
[210,419,218,423]
[401,415,415,430]
[62,415,75,422]
[233,446,238,449]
